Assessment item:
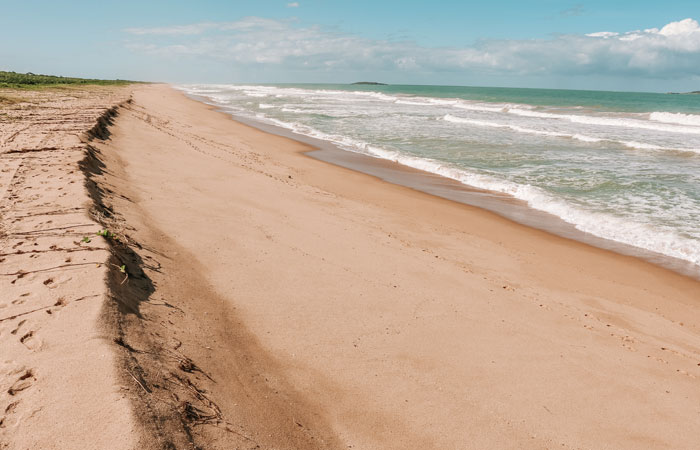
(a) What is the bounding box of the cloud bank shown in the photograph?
[124,17,700,80]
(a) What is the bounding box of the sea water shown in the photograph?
[179,83,700,269]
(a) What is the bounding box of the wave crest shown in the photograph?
[650,111,700,126]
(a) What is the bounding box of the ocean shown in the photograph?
[179,83,700,270]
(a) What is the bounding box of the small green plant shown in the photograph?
[96,229,123,243]
[109,263,129,284]
[97,229,115,239]
[81,236,91,243]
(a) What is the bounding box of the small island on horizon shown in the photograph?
[351,81,387,85]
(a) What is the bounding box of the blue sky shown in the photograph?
[2,0,700,91]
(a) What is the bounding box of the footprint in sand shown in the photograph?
[7,369,35,396]
[11,293,30,306]
[45,297,67,316]
[4,402,19,415]
[0,400,20,428]
[2,400,20,423]
[10,320,26,335]
[43,275,72,289]
[20,331,41,351]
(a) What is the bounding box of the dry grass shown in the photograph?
[0,94,25,105]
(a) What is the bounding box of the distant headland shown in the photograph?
[351,81,387,85]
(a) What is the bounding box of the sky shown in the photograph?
[1,0,700,92]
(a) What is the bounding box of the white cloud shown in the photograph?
[659,18,699,36]
[585,31,618,38]
[287,2,299,7]
[123,17,700,79]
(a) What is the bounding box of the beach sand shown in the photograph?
[2,84,700,449]
[0,87,142,448]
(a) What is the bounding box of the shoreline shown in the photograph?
[183,91,700,281]
[104,85,699,448]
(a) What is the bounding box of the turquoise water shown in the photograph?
[180,83,700,267]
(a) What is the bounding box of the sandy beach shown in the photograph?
[0,86,141,448]
[2,83,700,449]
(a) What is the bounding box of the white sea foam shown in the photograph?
[508,108,700,135]
[620,141,662,150]
[572,134,601,143]
[362,92,399,102]
[650,111,700,126]
[395,97,505,112]
[443,114,604,144]
[181,85,700,155]
[258,103,275,109]
[234,84,700,136]
[395,99,434,106]
[443,114,700,154]
[229,85,700,138]
[451,101,505,112]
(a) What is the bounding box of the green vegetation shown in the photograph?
[97,229,122,242]
[97,229,116,239]
[0,71,136,89]
[109,263,129,284]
